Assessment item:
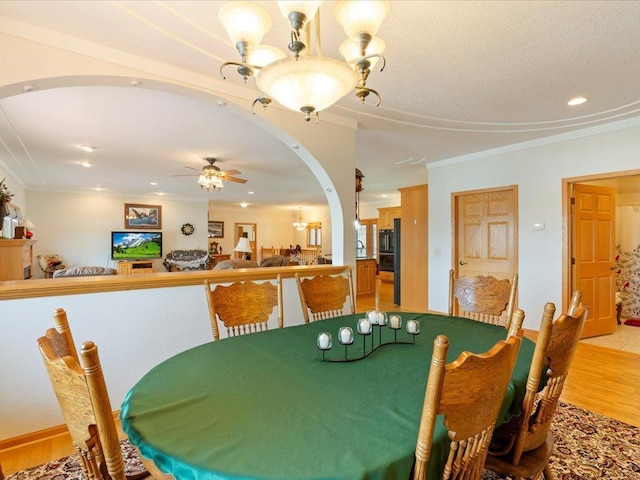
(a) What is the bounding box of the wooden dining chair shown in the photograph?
[413,316,524,480]
[485,291,588,480]
[37,308,149,480]
[448,269,519,329]
[204,275,283,340]
[295,267,355,323]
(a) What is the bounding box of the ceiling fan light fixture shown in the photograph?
[198,172,224,191]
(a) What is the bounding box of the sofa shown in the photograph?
[53,266,118,278]
[163,249,210,272]
[213,259,259,270]
[213,256,292,270]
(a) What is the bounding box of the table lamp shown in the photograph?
[234,237,252,260]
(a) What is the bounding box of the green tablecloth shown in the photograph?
[120,313,534,480]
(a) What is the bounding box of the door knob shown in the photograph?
[459,261,467,265]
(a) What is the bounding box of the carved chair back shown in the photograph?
[295,268,355,323]
[448,269,518,329]
[205,275,283,340]
[486,291,588,478]
[413,321,524,480]
[38,308,140,480]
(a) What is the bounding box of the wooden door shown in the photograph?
[572,183,616,338]
[453,188,517,320]
[454,187,517,283]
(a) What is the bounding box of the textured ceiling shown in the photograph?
[0,1,639,208]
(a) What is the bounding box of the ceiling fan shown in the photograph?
[172,157,247,191]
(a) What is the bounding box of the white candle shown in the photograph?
[378,312,387,326]
[339,327,353,344]
[368,310,379,325]
[407,319,419,334]
[318,332,331,349]
[389,314,402,329]
[358,318,372,334]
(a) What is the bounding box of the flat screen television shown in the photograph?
[111,231,163,260]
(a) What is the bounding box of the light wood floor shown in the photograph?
[2,279,639,476]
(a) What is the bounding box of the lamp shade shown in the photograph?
[277,1,324,22]
[218,1,272,45]
[339,36,386,68]
[250,45,287,68]
[20,219,35,229]
[256,56,358,114]
[234,237,252,253]
[335,0,390,38]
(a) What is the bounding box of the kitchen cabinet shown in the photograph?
[356,258,376,297]
[399,185,428,311]
[377,206,401,230]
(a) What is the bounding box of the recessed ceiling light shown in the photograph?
[248,191,254,195]
[80,161,92,168]
[381,194,388,198]
[94,186,103,191]
[150,182,158,186]
[156,192,166,196]
[568,97,588,106]
[240,202,248,208]
[78,145,96,152]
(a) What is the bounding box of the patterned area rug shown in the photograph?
[5,402,640,479]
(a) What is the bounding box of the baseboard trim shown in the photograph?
[0,411,121,451]
[0,424,69,451]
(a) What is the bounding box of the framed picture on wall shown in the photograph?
[208,221,224,238]
[124,203,162,229]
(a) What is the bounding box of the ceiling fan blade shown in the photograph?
[171,174,199,177]
[223,176,248,184]
[219,169,241,175]
[183,166,202,171]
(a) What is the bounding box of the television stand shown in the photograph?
[117,260,154,275]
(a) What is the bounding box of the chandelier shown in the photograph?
[198,171,224,191]
[293,207,308,231]
[219,1,390,122]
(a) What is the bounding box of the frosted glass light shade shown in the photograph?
[198,173,223,191]
[277,1,324,22]
[257,56,358,113]
[250,45,287,68]
[339,36,385,68]
[218,1,272,45]
[335,1,390,38]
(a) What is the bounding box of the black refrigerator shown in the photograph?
[393,218,401,305]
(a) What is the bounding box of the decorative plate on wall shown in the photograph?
[181,223,195,236]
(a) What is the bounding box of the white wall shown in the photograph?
[428,119,640,329]
[207,204,331,259]
[0,276,310,440]
[25,191,208,277]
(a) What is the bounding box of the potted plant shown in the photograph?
[0,178,14,222]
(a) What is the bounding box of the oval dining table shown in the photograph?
[120,313,535,480]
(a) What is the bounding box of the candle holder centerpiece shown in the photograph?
[316,312,420,362]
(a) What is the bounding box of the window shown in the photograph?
[307,222,322,247]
